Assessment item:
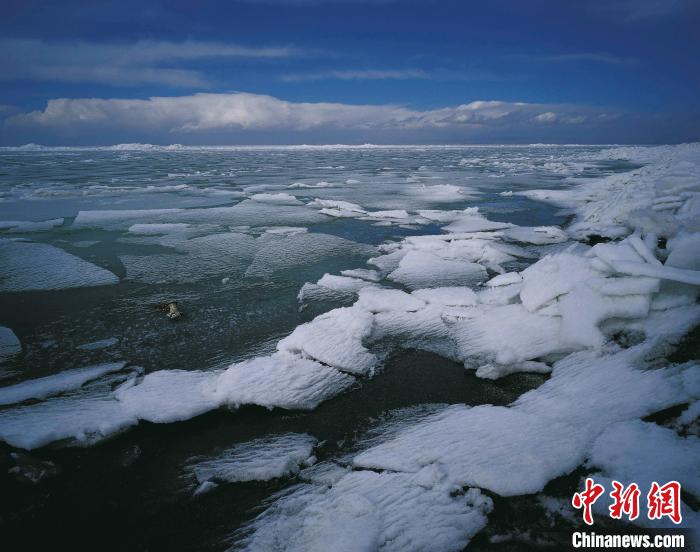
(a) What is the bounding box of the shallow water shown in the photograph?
[0,145,642,550]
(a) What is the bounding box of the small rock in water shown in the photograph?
[154,301,183,320]
[8,452,60,484]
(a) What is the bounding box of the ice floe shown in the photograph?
[0,218,64,233]
[236,470,492,552]
[0,326,21,362]
[0,239,119,292]
[0,362,126,406]
[0,353,354,449]
[588,420,700,528]
[186,433,317,485]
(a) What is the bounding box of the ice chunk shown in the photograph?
[312,199,366,218]
[589,420,700,497]
[476,283,522,305]
[520,252,599,311]
[0,362,126,406]
[316,274,373,293]
[475,361,551,380]
[355,337,698,499]
[588,420,700,528]
[609,260,700,286]
[127,223,191,234]
[121,232,257,284]
[298,275,375,303]
[311,199,365,213]
[626,233,662,266]
[667,232,700,271]
[74,208,183,228]
[485,272,522,287]
[356,287,425,313]
[288,181,335,189]
[250,193,303,205]
[559,284,650,348]
[115,370,221,423]
[0,326,21,362]
[368,249,407,273]
[213,352,355,409]
[340,268,382,282]
[443,208,512,233]
[411,286,477,307]
[299,461,350,486]
[0,239,118,292]
[0,372,140,450]
[75,201,325,229]
[187,433,317,484]
[245,233,374,278]
[278,307,377,375]
[587,276,660,296]
[363,209,410,220]
[0,354,353,450]
[354,404,584,496]
[263,226,308,236]
[0,218,63,233]
[238,470,492,552]
[388,251,487,290]
[450,304,568,365]
[194,481,219,496]
[408,183,476,202]
[298,274,378,303]
[372,305,456,359]
[503,226,568,245]
[77,337,119,351]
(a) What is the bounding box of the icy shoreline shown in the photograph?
[0,144,698,549]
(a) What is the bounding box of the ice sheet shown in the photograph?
[277,307,377,375]
[237,471,492,552]
[187,433,317,484]
[388,251,487,290]
[0,362,126,406]
[0,239,119,292]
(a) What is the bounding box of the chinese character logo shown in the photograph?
[572,478,605,525]
[609,481,640,521]
[572,478,683,525]
[647,481,682,524]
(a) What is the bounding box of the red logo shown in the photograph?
[572,478,605,526]
[647,481,682,524]
[609,481,641,521]
[572,479,683,525]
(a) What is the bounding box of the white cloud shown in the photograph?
[0,39,301,87]
[535,112,558,123]
[6,92,603,135]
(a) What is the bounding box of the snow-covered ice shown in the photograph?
[0,239,119,292]
[236,471,492,552]
[0,362,126,406]
[2,144,700,548]
[186,433,317,485]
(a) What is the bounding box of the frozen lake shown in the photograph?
[1,144,698,550]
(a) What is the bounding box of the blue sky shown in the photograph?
[1,0,698,145]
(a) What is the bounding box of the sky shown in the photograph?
[0,0,698,145]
